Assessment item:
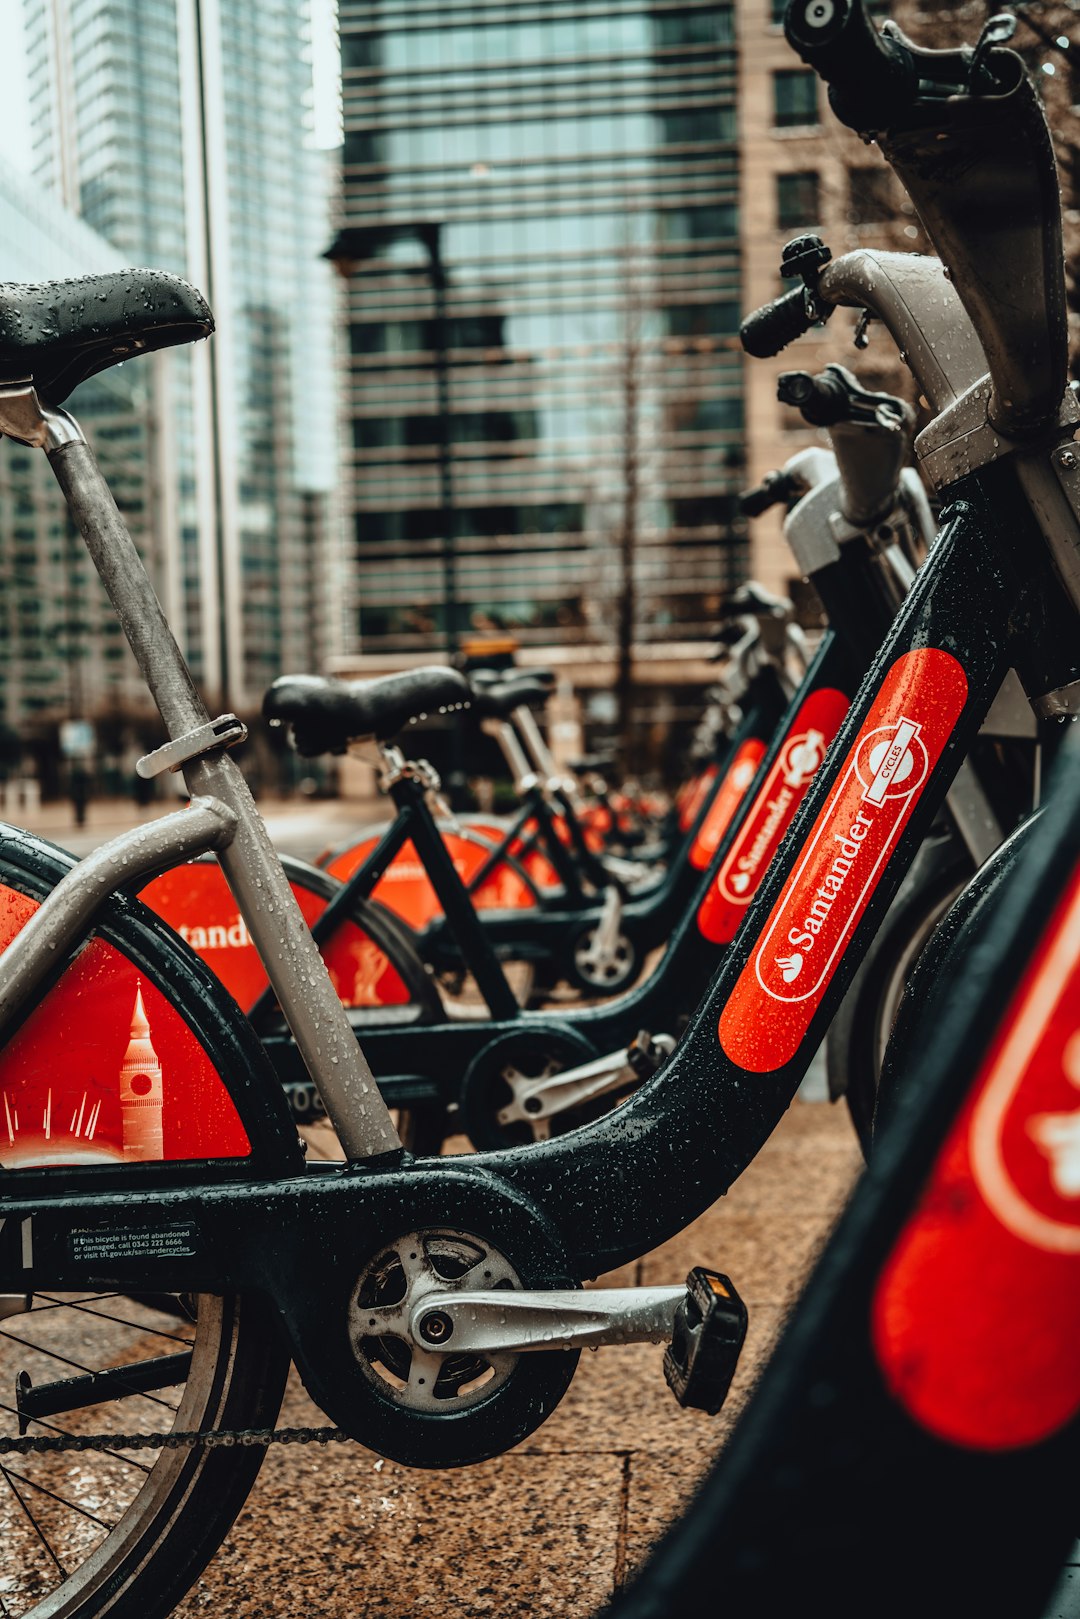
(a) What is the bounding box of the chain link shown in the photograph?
[0,1424,351,1456]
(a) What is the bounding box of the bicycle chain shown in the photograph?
[0,1423,352,1456]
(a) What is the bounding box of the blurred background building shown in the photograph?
[23,0,339,721]
[5,0,1001,787]
[0,157,157,796]
[331,0,749,757]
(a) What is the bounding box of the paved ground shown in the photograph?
[0,793,863,1617]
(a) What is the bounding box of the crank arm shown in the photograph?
[410,1268,749,1416]
[581,885,624,966]
[498,1035,676,1126]
[410,1284,686,1353]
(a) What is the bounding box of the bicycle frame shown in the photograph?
[5,46,1080,1452]
[0,468,1067,1368]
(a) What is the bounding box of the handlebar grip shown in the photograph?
[740,288,813,359]
[777,370,847,426]
[739,471,798,519]
[783,0,916,129]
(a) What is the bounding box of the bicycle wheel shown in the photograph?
[0,1289,288,1618]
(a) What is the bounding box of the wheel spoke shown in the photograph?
[404,1348,445,1410]
[34,1294,195,1346]
[0,1462,68,1581]
[0,1402,151,1475]
[0,1330,187,1412]
[0,1466,115,1531]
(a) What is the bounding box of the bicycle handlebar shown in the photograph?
[778,0,1067,440]
[784,0,916,129]
[739,469,801,519]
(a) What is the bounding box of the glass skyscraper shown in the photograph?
[0,156,155,783]
[25,0,339,709]
[337,1,746,656]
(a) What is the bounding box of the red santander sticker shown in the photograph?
[688,739,767,872]
[697,687,849,943]
[874,862,1080,1449]
[718,649,968,1072]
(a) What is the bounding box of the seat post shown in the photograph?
[39,412,403,1161]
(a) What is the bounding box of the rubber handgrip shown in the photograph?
[739,473,796,518]
[740,288,813,359]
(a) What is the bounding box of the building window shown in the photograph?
[848,165,894,224]
[773,70,818,128]
[654,7,735,45]
[776,171,820,230]
[662,303,741,339]
[342,130,386,166]
[657,108,737,145]
[659,203,738,241]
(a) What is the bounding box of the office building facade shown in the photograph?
[25,0,339,710]
[336,0,748,668]
[0,157,157,784]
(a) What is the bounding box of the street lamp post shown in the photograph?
[325,221,468,807]
[324,222,460,663]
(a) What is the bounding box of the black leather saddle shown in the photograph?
[264,666,472,754]
[0,270,214,403]
[468,673,552,719]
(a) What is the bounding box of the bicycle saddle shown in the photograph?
[468,675,552,718]
[470,666,557,690]
[568,752,617,773]
[264,666,471,753]
[0,270,214,404]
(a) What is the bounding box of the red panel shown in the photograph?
[697,688,850,944]
[324,833,539,925]
[688,740,767,872]
[873,862,1080,1450]
[140,864,410,1012]
[0,883,250,1169]
[678,764,719,833]
[718,650,968,1072]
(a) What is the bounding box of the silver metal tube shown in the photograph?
[411,1285,686,1354]
[0,799,238,1032]
[46,435,400,1159]
[817,250,987,414]
[512,705,554,777]
[482,718,535,793]
[184,748,400,1157]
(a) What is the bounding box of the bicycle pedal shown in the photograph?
[663,1268,748,1415]
[627,1030,663,1080]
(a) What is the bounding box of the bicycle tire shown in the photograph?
[826,829,972,1154]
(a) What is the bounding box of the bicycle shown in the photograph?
[3,9,1079,1608]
